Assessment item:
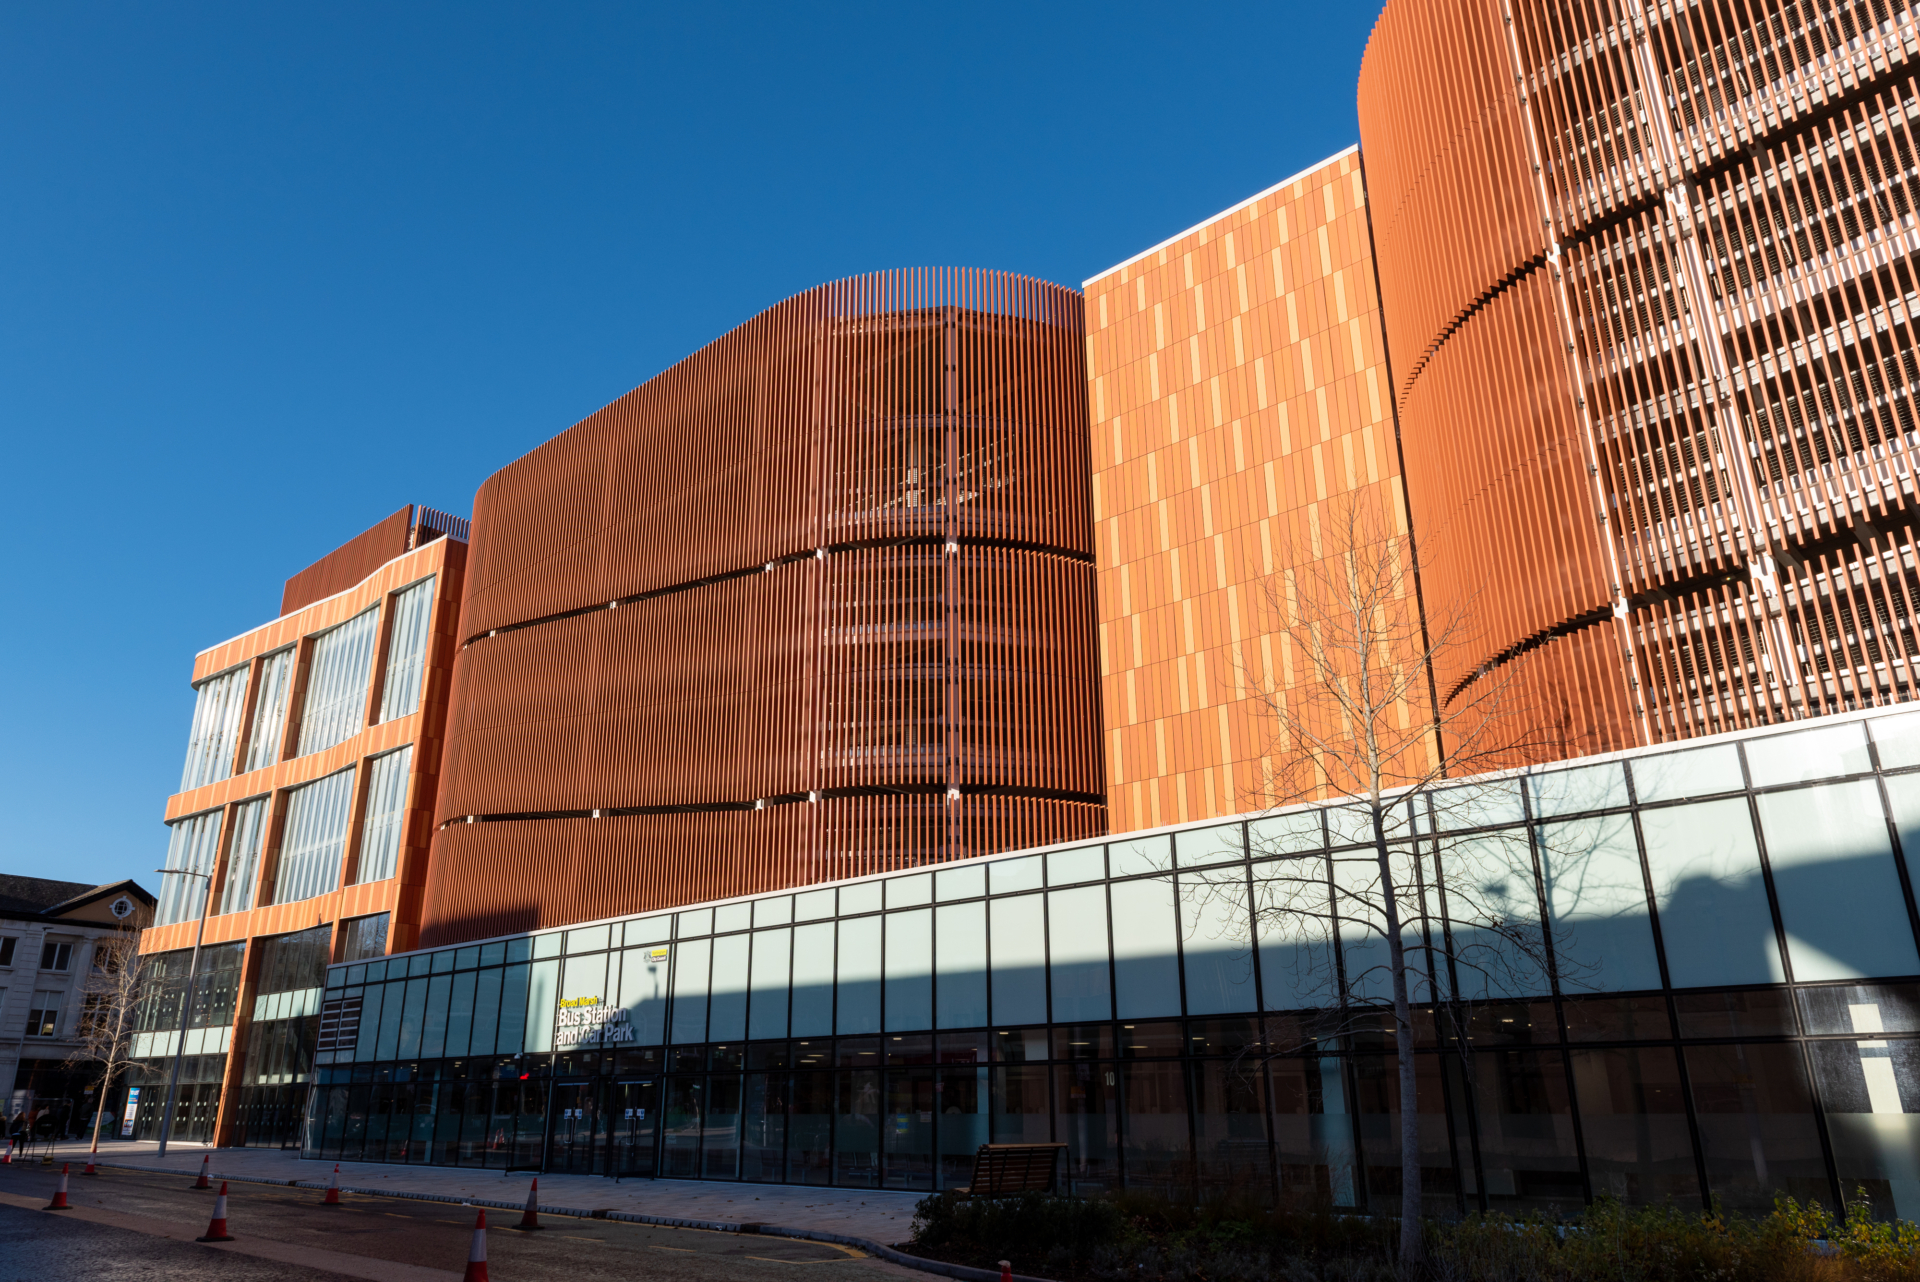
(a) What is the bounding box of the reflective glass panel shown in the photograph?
[1538,812,1661,992]
[1111,877,1181,1019]
[748,929,790,1042]
[1253,855,1331,1011]
[708,933,750,1042]
[1468,1049,1582,1214]
[989,856,1042,895]
[1109,836,1173,877]
[1179,867,1255,1016]
[1047,886,1110,1024]
[1527,763,1629,818]
[884,909,933,1032]
[1757,780,1918,981]
[839,883,882,916]
[934,864,986,901]
[616,945,671,1046]
[789,922,835,1037]
[988,895,1047,1026]
[1249,809,1323,856]
[836,915,881,1035]
[1046,846,1104,886]
[1638,799,1781,988]
[1809,1028,1920,1223]
[1569,1047,1698,1206]
[886,875,931,909]
[669,939,709,1044]
[1746,721,1872,787]
[1872,710,1920,771]
[1175,824,1244,867]
[1632,745,1744,803]
[933,901,988,1030]
[1685,1043,1831,1213]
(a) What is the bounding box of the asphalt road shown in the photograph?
[0,1161,920,1282]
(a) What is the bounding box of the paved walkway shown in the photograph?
[37,1140,929,1248]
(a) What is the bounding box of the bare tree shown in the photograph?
[66,927,149,1159]
[1238,489,1578,1268]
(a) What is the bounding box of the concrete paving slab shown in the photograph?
[57,1140,929,1246]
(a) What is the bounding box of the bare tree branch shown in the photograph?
[64,927,148,1156]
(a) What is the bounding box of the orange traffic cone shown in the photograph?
[463,1209,489,1282]
[82,1155,96,1176]
[999,1262,1013,1282]
[193,1153,212,1189]
[322,1163,341,1205]
[197,1180,235,1242]
[3,1138,13,1164]
[513,1177,542,1231]
[45,1164,71,1210]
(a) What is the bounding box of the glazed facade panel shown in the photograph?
[141,524,467,1148]
[309,708,1920,1219]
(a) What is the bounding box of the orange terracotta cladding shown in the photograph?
[419,268,1104,947]
[1362,0,1920,744]
[145,531,466,959]
[1082,149,1430,833]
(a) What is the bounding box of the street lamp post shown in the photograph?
[152,865,214,1160]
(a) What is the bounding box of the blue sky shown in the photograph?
[1,2,1382,894]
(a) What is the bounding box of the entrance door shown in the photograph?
[544,1079,603,1175]
[607,1078,659,1178]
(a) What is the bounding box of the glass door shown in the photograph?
[544,1078,604,1175]
[609,1078,659,1178]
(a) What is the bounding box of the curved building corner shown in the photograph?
[1361,0,1920,754]
[420,268,1106,946]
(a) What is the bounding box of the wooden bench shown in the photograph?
[952,1143,1067,1199]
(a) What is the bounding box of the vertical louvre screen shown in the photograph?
[158,810,223,926]
[179,667,248,791]
[378,577,435,722]
[297,608,379,755]
[220,797,270,915]
[355,746,413,884]
[274,767,356,905]
[244,648,295,772]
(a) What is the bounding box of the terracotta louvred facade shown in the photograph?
[1359,0,1920,750]
[418,268,1104,946]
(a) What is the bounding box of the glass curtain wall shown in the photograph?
[274,767,355,905]
[220,797,270,915]
[179,665,248,791]
[232,925,333,1148]
[157,810,223,926]
[296,607,379,756]
[378,578,435,722]
[308,710,1920,1218]
[354,747,412,884]
[244,648,295,772]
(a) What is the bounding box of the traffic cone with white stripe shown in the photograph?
[193,1153,212,1189]
[45,1164,71,1210]
[999,1262,1012,1282]
[3,1138,13,1164]
[322,1163,341,1205]
[514,1177,542,1231]
[82,1154,96,1176]
[463,1209,489,1282]
[197,1180,235,1242]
